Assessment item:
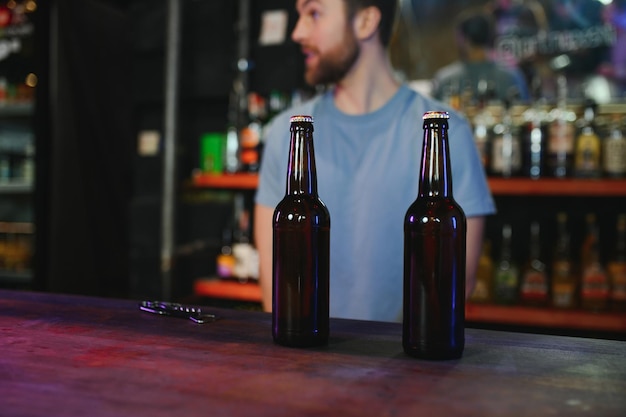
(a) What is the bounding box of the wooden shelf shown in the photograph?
[0,182,34,194]
[191,172,258,190]
[466,303,626,333]
[194,278,262,303]
[0,269,33,284]
[189,173,626,196]
[487,177,626,196]
[192,278,625,334]
[189,173,626,334]
[0,101,34,117]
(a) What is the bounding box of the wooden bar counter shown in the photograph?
[1,289,625,416]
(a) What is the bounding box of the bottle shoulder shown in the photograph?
[274,195,330,223]
[405,197,465,217]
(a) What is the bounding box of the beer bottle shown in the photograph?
[272,115,330,347]
[551,212,578,309]
[579,213,609,311]
[520,222,549,306]
[608,214,626,312]
[403,111,467,360]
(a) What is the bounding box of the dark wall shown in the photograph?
[43,0,133,297]
[35,0,305,300]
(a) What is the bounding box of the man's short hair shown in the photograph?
[343,0,398,47]
[457,12,494,48]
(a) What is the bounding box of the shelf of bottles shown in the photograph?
[187,86,626,334]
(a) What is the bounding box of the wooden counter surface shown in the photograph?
[1,289,625,416]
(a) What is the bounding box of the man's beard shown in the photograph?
[305,29,360,86]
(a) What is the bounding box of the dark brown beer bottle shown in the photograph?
[403,111,467,360]
[272,115,330,348]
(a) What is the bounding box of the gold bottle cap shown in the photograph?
[290,115,314,123]
[423,111,449,120]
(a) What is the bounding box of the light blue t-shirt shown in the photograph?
[256,85,496,322]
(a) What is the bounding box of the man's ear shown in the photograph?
[353,6,381,41]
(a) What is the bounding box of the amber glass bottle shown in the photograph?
[579,214,609,311]
[547,76,575,178]
[272,115,330,348]
[551,212,578,309]
[403,111,467,360]
[469,240,494,304]
[573,102,602,178]
[520,222,549,306]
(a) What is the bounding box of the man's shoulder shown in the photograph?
[433,61,465,81]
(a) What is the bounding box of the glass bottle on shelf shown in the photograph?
[231,194,258,283]
[520,221,549,306]
[493,223,520,305]
[608,214,626,312]
[0,145,10,183]
[573,100,602,178]
[403,111,466,360]
[273,115,330,348]
[471,79,494,171]
[0,158,9,183]
[216,225,235,279]
[547,75,576,178]
[551,212,578,309]
[579,213,609,311]
[225,85,241,173]
[469,239,494,304]
[602,116,626,178]
[238,92,264,173]
[489,98,521,178]
[522,78,547,179]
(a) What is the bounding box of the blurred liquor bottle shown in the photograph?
[493,224,519,305]
[521,79,547,179]
[471,79,494,171]
[579,213,609,311]
[573,100,602,178]
[489,99,521,178]
[520,221,549,306]
[551,212,578,309]
[602,116,626,178]
[470,239,494,304]
[546,76,575,178]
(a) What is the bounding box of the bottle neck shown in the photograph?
[418,120,452,198]
[529,222,541,260]
[286,122,318,196]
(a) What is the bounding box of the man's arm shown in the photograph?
[254,203,274,312]
[466,215,485,299]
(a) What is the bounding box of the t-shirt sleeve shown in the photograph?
[448,112,497,218]
[255,114,289,208]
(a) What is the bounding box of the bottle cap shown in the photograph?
[290,115,313,123]
[423,111,449,120]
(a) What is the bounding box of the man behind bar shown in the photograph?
[254,0,496,322]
